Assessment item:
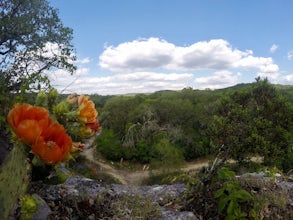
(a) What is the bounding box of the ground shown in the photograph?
[81,146,210,185]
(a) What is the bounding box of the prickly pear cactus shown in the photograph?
[0,141,30,219]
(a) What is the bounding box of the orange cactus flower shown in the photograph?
[7,103,52,145]
[77,95,88,106]
[32,123,72,164]
[77,95,98,124]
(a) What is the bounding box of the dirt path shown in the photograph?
[81,147,209,185]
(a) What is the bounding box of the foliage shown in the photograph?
[208,78,293,170]
[151,138,184,169]
[98,89,217,163]
[0,0,75,129]
[184,149,293,219]
[95,129,124,161]
[215,167,255,220]
[133,140,155,163]
[94,79,293,172]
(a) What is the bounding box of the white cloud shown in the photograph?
[99,38,174,72]
[234,56,278,73]
[49,70,193,95]
[113,72,193,82]
[170,39,246,70]
[46,38,284,95]
[76,57,91,64]
[281,74,293,83]
[288,51,293,60]
[261,72,293,85]
[99,38,278,74]
[195,71,238,89]
[270,44,278,53]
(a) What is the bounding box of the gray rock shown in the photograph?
[29,176,195,219]
[161,207,198,220]
[31,194,52,220]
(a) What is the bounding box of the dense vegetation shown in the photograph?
[93,78,293,172]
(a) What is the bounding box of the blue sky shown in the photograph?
[48,0,293,95]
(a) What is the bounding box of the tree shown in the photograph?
[208,92,254,162]
[208,79,293,169]
[0,0,75,126]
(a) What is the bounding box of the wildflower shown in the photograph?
[7,103,52,145]
[32,123,72,164]
[77,95,98,124]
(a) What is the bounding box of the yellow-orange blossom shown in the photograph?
[77,95,98,124]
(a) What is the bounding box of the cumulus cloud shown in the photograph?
[99,38,174,72]
[48,38,283,94]
[170,39,246,70]
[195,71,238,89]
[270,44,278,53]
[99,38,278,74]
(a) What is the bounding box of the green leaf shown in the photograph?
[215,188,225,198]
[218,167,236,179]
[234,189,252,201]
[233,208,247,218]
[227,200,238,215]
[225,214,236,220]
[218,196,230,213]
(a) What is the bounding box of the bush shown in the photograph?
[151,138,184,169]
[281,151,293,173]
[133,140,155,164]
[96,129,123,161]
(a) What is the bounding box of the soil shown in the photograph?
[81,147,210,185]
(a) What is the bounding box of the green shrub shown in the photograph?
[151,138,184,169]
[133,140,155,163]
[96,129,123,161]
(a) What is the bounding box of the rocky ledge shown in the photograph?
[15,173,293,219]
[27,176,197,219]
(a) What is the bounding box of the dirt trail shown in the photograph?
[81,147,209,185]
